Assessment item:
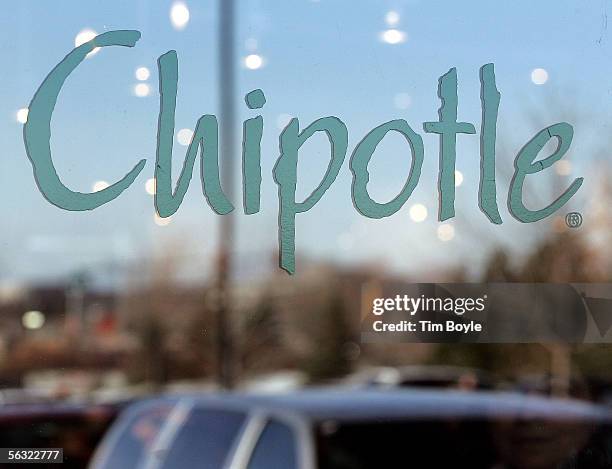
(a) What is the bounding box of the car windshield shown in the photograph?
[93,402,173,469]
[316,417,611,469]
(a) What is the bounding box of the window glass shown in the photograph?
[247,420,298,469]
[94,402,172,469]
[158,408,246,469]
[316,418,612,469]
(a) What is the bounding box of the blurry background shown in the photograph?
[0,0,610,404]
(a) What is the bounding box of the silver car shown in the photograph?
[90,389,612,468]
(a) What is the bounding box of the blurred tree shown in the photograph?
[239,292,285,373]
[520,231,604,283]
[303,291,353,382]
[179,290,217,379]
[482,249,517,282]
[120,243,209,386]
[139,315,168,388]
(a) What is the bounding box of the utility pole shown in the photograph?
[216,0,236,389]
[67,270,88,346]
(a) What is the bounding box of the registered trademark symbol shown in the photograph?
[565,211,583,228]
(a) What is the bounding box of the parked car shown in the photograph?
[345,365,494,390]
[89,389,612,468]
[0,388,54,405]
[0,401,124,468]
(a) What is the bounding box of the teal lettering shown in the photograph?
[479,63,502,224]
[273,117,348,274]
[24,30,145,210]
[242,90,265,214]
[424,68,476,221]
[155,51,233,218]
[508,123,583,222]
[350,120,424,218]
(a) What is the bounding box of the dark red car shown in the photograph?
[0,401,123,468]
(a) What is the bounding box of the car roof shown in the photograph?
[0,402,119,420]
[171,389,612,422]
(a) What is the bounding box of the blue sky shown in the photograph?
[0,0,608,283]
